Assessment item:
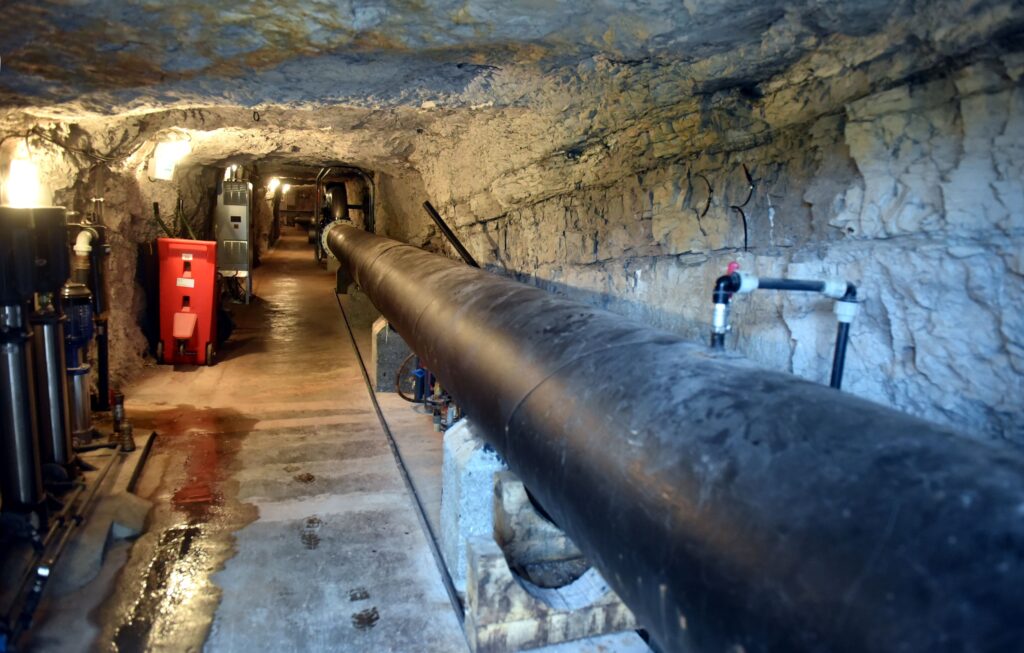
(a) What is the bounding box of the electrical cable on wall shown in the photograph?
[729,163,755,252]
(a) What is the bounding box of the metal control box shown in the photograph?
[214,180,253,302]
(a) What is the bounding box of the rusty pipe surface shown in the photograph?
[325,222,1024,653]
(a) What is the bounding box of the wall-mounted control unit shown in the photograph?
[214,180,253,303]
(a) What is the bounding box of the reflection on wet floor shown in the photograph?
[99,408,258,652]
[112,525,202,651]
[82,230,466,653]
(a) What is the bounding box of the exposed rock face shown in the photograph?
[0,1,1021,441]
[431,56,1024,443]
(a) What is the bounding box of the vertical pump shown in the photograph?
[62,227,97,445]
[0,208,45,512]
[29,207,75,473]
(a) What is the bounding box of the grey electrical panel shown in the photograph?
[214,180,253,303]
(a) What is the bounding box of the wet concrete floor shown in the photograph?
[39,229,467,652]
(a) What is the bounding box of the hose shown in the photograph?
[395,352,420,403]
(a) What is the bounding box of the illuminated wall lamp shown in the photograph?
[2,140,48,208]
[151,139,191,181]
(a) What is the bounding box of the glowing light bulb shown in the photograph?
[281,183,291,194]
[267,177,281,192]
[4,141,44,207]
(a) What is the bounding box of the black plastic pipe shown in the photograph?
[710,273,857,388]
[710,274,740,349]
[325,223,1024,653]
[422,201,480,268]
[86,228,107,316]
[89,232,110,412]
[830,285,858,390]
[94,317,109,411]
[756,277,824,292]
[830,321,850,390]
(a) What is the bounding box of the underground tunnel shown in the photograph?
[0,1,1023,652]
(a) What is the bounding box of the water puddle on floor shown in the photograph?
[111,525,205,651]
[99,407,258,652]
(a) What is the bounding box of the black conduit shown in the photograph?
[754,277,826,293]
[830,321,851,389]
[326,222,1024,653]
[710,273,857,388]
[88,228,110,411]
[422,201,479,268]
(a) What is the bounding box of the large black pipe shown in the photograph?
[326,223,1024,653]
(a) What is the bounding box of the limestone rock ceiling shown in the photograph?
[0,0,1007,114]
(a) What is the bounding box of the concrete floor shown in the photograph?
[33,229,467,652]
[377,394,446,538]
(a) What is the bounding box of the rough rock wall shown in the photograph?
[1,123,214,389]
[418,56,1024,443]
[248,168,275,264]
[376,170,446,252]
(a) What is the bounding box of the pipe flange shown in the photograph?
[321,220,346,259]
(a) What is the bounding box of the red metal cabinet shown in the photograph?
[157,238,218,365]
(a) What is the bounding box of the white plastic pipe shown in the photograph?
[73,229,94,255]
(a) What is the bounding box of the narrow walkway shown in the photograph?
[95,230,467,652]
